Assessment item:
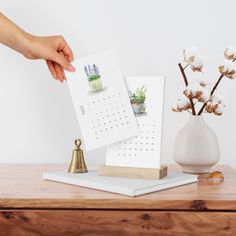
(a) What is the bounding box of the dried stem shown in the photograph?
[186,109,193,115]
[178,63,196,115]
[183,64,189,70]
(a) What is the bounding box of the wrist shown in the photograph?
[16,31,37,59]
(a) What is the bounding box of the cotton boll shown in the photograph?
[224,46,236,60]
[197,88,210,103]
[183,47,204,72]
[192,78,211,92]
[205,102,215,113]
[219,60,235,72]
[192,78,207,86]
[214,104,224,116]
[192,78,210,89]
[219,60,236,79]
[183,47,199,64]
[184,83,203,99]
[184,82,210,103]
[231,72,236,80]
[211,94,225,106]
[172,96,191,112]
[184,83,201,98]
[172,104,181,112]
[205,95,225,115]
[190,54,205,72]
[204,83,212,92]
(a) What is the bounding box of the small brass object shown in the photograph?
[68,139,88,173]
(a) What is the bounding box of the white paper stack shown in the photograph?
[43,170,198,197]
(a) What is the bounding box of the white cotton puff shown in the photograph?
[231,72,236,80]
[204,84,211,92]
[200,88,210,102]
[211,94,225,107]
[184,82,210,102]
[172,103,179,112]
[219,59,236,79]
[172,96,191,112]
[214,103,224,115]
[190,54,205,71]
[219,60,235,73]
[192,78,211,91]
[205,94,225,115]
[183,47,199,63]
[192,78,207,86]
[224,46,236,60]
[219,60,236,79]
[178,95,190,106]
[185,83,201,97]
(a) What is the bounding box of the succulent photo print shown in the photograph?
[84,64,103,92]
[129,85,147,116]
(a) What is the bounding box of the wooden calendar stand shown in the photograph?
[99,165,167,180]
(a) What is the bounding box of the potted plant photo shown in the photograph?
[84,64,103,92]
[129,86,147,114]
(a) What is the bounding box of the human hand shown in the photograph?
[0,13,75,82]
[23,35,76,82]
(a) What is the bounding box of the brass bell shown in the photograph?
[68,139,88,173]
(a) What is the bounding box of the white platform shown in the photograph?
[43,169,198,197]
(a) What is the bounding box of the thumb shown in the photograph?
[51,52,76,72]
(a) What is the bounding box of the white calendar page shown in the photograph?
[65,51,139,150]
[106,76,165,169]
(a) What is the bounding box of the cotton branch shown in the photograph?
[198,74,224,115]
[198,58,236,115]
[178,63,196,115]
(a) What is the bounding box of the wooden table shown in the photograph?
[0,164,236,236]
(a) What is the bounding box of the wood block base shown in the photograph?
[99,165,167,180]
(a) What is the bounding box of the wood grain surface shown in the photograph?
[0,164,236,236]
[0,164,235,210]
[99,165,168,179]
[0,210,235,236]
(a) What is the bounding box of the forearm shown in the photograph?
[0,12,74,82]
[0,12,32,56]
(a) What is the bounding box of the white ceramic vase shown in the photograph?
[173,116,220,173]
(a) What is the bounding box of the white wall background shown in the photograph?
[0,0,235,167]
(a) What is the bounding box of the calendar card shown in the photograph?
[106,76,165,168]
[65,51,139,150]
